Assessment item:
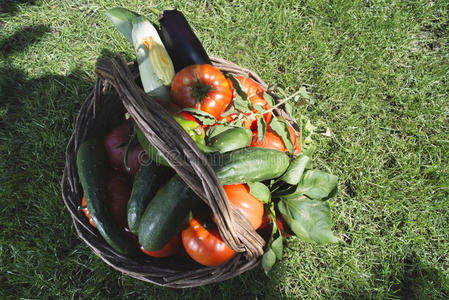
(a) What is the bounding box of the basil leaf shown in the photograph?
[280,154,312,185]
[262,248,276,275]
[206,125,232,140]
[272,235,283,260]
[270,118,294,154]
[257,116,267,142]
[181,108,217,126]
[247,182,271,204]
[278,197,340,244]
[296,170,338,200]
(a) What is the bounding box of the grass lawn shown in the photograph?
[1,0,448,298]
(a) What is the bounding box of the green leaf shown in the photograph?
[247,182,271,203]
[271,235,283,260]
[278,197,340,244]
[106,7,140,44]
[206,125,231,139]
[262,248,276,275]
[228,75,252,113]
[233,96,252,113]
[305,119,317,133]
[263,92,275,106]
[257,116,267,142]
[254,104,265,113]
[181,108,217,126]
[284,101,294,118]
[270,117,294,154]
[228,75,248,100]
[296,170,338,200]
[280,154,312,185]
[220,108,238,117]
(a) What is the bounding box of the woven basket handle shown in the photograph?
[95,57,265,259]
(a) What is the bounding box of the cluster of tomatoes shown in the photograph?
[171,64,301,154]
[81,63,298,266]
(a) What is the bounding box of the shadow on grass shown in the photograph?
[393,253,449,299]
[0,0,37,16]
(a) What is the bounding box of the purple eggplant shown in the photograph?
[159,9,211,71]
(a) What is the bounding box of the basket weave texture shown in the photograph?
[61,56,297,287]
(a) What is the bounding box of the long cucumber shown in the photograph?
[76,139,135,254]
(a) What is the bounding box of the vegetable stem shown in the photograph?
[232,90,303,124]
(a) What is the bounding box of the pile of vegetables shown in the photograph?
[77,7,339,274]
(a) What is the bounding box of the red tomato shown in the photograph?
[105,172,131,231]
[140,233,181,258]
[251,125,300,155]
[227,78,236,100]
[171,64,232,119]
[256,209,293,239]
[276,216,293,237]
[182,218,235,266]
[218,76,272,129]
[251,129,286,152]
[223,184,264,230]
[235,76,264,98]
[81,195,96,228]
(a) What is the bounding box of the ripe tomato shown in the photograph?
[140,233,181,258]
[182,218,235,266]
[276,216,293,237]
[81,195,96,228]
[218,76,272,129]
[251,125,300,155]
[223,184,264,230]
[256,209,293,240]
[235,76,264,98]
[171,64,232,119]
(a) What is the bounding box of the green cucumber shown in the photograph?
[207,127,252,153]
[76,139,135,254]
[127,161,173,234]
[138,175,197,251]
[212,148,291,185]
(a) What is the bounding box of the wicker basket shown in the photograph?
[61,56,298,287]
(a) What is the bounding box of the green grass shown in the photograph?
[1,0,448,298]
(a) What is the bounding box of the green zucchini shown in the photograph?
[76,139,135,254]
[127,161,173,234]
[212,148,291,185]
[138,175,197,251]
